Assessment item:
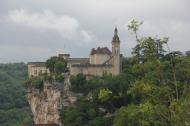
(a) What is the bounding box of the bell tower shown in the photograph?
[112,27,121,75]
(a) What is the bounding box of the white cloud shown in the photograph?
[8,9,94,41]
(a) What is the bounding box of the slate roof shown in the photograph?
[90,47,111,55]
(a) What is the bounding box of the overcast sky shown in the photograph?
[0,0,189,63]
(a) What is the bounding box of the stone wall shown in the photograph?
[70,65,113,76]
[89,54,111,64]
[28,64,50,78]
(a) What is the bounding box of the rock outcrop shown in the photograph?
[27,75,79,125]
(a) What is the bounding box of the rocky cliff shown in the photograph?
[27,75,79,125]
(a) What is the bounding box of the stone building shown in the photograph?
[28,27,122,77]
[28,62,50,77]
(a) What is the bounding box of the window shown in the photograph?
[34,70,37,75]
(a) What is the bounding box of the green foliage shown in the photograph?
[60,99,111,126]
[113,102,168,126]
[0,63,32,126]
[186,51,190,56]
[55,74,65,82]
[63,20,190,126]
[110,20,190,126]
[70,74,87,93]
[26,76,44,91]
[46,56,67,74]
[140,37,167,61]
[54,61,67,74]
[127,80,155,103]
[60,100,98,126]
[128,19,143,34]
[25,72,65,91]
[98,88,112,103]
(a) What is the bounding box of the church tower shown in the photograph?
[112,27,121,75]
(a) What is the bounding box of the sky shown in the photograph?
[0,0,189,63]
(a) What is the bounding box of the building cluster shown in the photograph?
[28,27,122,77]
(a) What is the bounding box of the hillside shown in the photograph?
[26,51,190,126]
[0,63,32,126]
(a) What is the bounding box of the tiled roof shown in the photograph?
[90,47,111,55]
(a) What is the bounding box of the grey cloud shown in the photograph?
[0,0,189,62]
[8,9,94,42]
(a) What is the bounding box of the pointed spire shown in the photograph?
[114,26,118,35]
[112,27,120,43]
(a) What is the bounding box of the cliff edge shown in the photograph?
[27,75,79,125]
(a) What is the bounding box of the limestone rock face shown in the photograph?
[27,83,62,125]
[27,75,79,125]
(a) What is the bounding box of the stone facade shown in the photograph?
[28,62,50,78]
[28,27,122,77]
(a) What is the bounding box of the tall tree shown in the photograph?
[128,20,143,63]
[46,56,67,74]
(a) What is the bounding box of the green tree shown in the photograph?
[54,61,67,74]
[98,88,113,103]
[70,74,87,93]
[0,63,32,126]
[46,56,67,74]
[185,51,190,56]
[128,20,143,63]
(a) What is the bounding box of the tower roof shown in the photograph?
[112,27,120,43]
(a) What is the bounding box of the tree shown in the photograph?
[54,61,67,74]
[113,102,167,126]
[70,74,87,93]
[140,37,168,61]
[46,56,67,74]
[128,19,143,42]
[127,80,155,104]
[98,88,113,103]
[0,63,32,126]
[128,20,143,63]
[185,51,190,56]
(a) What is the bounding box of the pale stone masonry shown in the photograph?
[28,62,50,77]
[28,27,122,77]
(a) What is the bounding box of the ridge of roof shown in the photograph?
[90,47,111,55]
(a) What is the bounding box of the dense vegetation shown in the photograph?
[0,63,32,126]
[60,20,190,126]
